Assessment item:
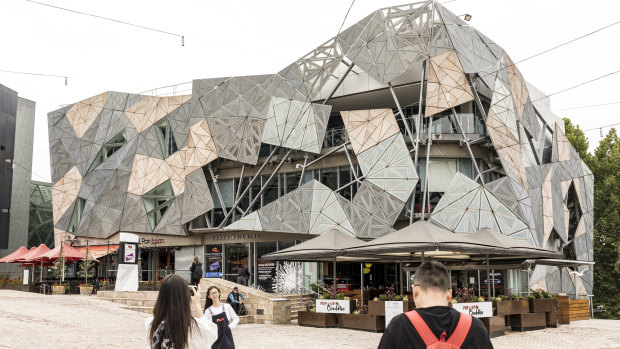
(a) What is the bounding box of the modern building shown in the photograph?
[48,1,593,296]
[0,83,36,275]
[28,181,54,249]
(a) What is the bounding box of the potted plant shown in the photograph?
[79,283,94,296]
[368,285,415,316]
[52,282,68,294]
[298,287,341,328]
[338,303,385,332]
[493,289,529,316]
[529,289,556,313]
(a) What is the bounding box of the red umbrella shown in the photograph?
[34,242,87,263]
[0,246,34,263]
[14,244,51,263]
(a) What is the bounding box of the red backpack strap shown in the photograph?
[405,310,439,346]
[446,312,473,347]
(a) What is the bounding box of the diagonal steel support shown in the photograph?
[241,149,293,218]
[208,165,228,217]
[467,74,488,121]
[217,146,279,227]
[323,63,355,105]
[342,144,358,181]
[450,108,485,184]
[234,164,246,202]
[411,60,427,223]
[421,115,433,220]
[388,82,415,144]
[298,154,309,187]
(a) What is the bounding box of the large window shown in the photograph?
[86,130,127,174]
[155,118,178,157]
[67,197,85,234]
[143,181,176,230]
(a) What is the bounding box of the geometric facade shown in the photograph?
[48,1,593,293]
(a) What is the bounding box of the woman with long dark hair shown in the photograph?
[204,286,238,349]
[145,274,217,349]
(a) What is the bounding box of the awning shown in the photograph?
[261,229,368,261]
[74,245,119,259]
[34,242,88,262]
[469,228,561,259]
[0,246,35,263]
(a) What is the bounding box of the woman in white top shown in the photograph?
[204,286,238,349]
[145,274,218,349]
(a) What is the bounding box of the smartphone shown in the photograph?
[189,285,197,296]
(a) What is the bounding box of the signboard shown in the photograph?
[124,243,136,263]
[23,269,29,285]
[257,261,276,292]
[205,245,222,278]
[385,301,403,327]
[451,302,493,318]
[316,299,352,314]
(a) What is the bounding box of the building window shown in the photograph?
[143,181,176,230]
[262,174,281,206]
[155,119,178,157]
[67,197,85,234]
[458,158,473,179]
[86,130,127,174]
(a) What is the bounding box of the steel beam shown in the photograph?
[411,60,426,223]
[323,63,355,105]
[208,165,228,217]
[388,82,415,143]
[450,108,485,184]
[421,115,433,220]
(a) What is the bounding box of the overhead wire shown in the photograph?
[0,69,67,85]
[553,101,620,112]
[25,0,185,46]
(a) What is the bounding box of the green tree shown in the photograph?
[589,129,619,318]
[563,118,590,162]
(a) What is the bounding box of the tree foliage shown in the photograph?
[564,120,620,319]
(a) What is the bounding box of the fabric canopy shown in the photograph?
[0,246,34,263]
[343,220,502,258]
[261,229,369,261]
[469,228,561,259]
[74,244,119,259]
[13,244,51,263]
[34,242,87,262]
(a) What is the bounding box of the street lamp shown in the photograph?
[457,14,472,21]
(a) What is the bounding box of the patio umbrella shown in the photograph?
[469,229,560,259]
[0,246,34,263]
[261,229,371,296]
[13,244,52,283]
[343,220,502,258]
[34,242,87,263]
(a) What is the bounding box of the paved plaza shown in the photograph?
[1,290,620,348]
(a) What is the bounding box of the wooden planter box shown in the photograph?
[338,314,385,332]
[557,295,570,324]
[545,311,558,328]
[509,313,546,331]
[368,301,415,316]
[529,298,556,313]
[79,286,93,296]
[494,300,529,315]
[297,311,338,328]
[481,316,506,338]
[52,285,66,294]
[315,299,357,314]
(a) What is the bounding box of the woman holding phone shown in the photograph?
[204,286,238,349]
[145,274,218,349]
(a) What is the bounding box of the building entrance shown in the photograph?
[224,243,249,284]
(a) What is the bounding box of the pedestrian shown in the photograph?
[226,287,246,315]
[236,264,249,286]
[190,257,202,287]
[378,260,493,349]
[145,274,218,349]
[204,285,238,349]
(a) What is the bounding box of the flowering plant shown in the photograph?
[101,279,110,286]
[79,283,93,288]
[454,287,475,303]
[52,282,68,288]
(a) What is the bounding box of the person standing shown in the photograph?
[190,256,202,287]
[226,287,245,315]
[236,265,249,286]
[378,261,493,349]
[145,274,218,349]
[204,286,238,349]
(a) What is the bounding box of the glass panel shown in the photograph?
[458,158,473,179]
[285,173,301,194]
[67,197,85,234]
[320,167,338,191]
[224,243,249,284]
[262,174,280,206]
[302,170,314,185]
[142,181,175,230]
[427,159,457,192]
[339,166,354,200]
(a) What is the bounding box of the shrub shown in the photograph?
[378,294,388,301]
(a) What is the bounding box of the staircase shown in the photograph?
[278,294,315,321]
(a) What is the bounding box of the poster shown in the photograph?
[385,301,403,327]
[23,270,29,285]
[451,302,493,318]
[205,245,222,278]
[257,260,276,292]
[124,243,136,263]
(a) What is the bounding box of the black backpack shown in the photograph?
[192,263,202,280]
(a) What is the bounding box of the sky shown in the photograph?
[0,0,618,183]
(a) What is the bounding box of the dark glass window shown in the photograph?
[155,119,178,157]
[143,181,176,230]
[86,130,127,174]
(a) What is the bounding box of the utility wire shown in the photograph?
[25,0,185,46]
[553,101,620,112]
[0,68,67,85]
[584,122,620,132]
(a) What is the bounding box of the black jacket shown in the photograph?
[378,306,493,349]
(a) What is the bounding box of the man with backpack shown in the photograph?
[378,260,493,349]
[190,256,202,286]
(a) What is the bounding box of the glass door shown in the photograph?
[224,243,249,284]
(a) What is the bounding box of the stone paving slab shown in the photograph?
[2,290,620,349]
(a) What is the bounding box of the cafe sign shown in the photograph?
[451,302,493,318]
[316,299,352,314]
